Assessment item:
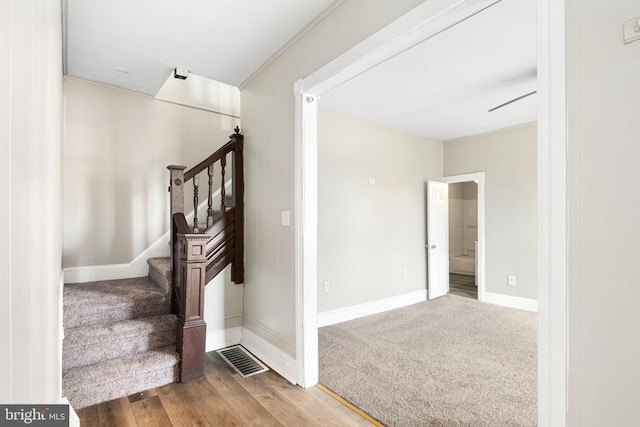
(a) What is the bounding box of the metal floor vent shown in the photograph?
[217,346,269,378]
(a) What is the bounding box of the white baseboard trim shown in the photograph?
[206,326,242,352]
[240,327,298,385]
[483,291,538,312]
[318,290,427,327]
[62,235,170,283]
[62,397,80,427]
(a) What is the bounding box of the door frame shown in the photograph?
[294,0,567,424]
[443,172,486,302]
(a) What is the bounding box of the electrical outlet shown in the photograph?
[323,281,330,292]
[508,275,517,286]
[624,17,640,44]
[403,268,408,278]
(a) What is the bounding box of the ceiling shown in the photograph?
[319,0,537,141]
[64,0,334,95]
[64,0,536,141]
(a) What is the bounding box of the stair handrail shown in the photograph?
[184,138,236,182]
[167,127,244,382]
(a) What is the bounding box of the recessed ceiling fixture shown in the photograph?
[114,67,130,75]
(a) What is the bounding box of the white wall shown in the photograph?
[444,122,537,300]
[203,265,244,351]
[567,1,640,424]
[241,0,425,360]
[63,78,240,267]
[0,0,64,403]
[317,111,442,312]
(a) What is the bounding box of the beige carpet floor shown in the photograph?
[319,294,537,426]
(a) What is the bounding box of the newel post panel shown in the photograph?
[176,231,210,382]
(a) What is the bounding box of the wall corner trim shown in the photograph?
[483,292,538,312]
[62,235,170,283]
[240,327,298,385]
[318,290,427,327]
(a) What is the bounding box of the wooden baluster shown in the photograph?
[207,165,214,227]
[193,174,199,232]
[220,155,226,213]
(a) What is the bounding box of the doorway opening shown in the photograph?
[294,0,568,423]
[447,181,478,299]
[444,173,486,301]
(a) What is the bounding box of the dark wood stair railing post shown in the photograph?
[167,127,245,382]
[167,164,187,309]
[174,213,209,382]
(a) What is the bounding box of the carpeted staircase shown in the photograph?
[62,257,178,409]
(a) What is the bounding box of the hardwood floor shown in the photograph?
[77,351,371,426]
[449,273,477,299]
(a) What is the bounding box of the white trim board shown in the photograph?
[537,0,568,423]
[62,235,170,284]
[318,290,427,327]
[483,292,538,312]
[240,327,298,385]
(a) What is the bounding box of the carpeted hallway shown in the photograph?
[319,294,537,426]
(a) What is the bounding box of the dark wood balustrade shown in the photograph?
[167,127,244,382]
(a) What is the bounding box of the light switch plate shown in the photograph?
[623,18,640,44]
[281,211,291,227]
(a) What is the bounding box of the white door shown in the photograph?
[427,180,449,300]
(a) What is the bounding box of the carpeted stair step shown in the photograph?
[63,277,171,330]
[63,346,179,409]
[63,314,178,371]
[148,257,171,294]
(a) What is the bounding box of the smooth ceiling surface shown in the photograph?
[65,0,334,95]
[319,0,537,141]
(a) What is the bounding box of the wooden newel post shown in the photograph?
[167,165,187,284]
[176,231,210,382]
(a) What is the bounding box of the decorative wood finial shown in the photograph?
[234,126,240,134]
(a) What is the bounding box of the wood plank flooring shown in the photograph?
[449,273,477,299]
[77,351,371,427]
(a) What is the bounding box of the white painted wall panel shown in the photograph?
[0,0,64,404]
[567,0,640,424]
[317,111,442,312]
[444,122,537,300]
